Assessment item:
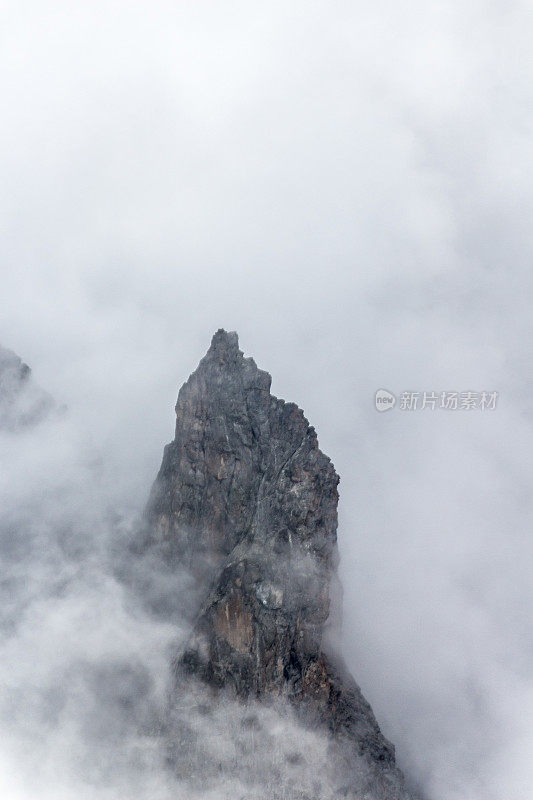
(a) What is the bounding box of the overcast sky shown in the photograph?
[1,2,532,799]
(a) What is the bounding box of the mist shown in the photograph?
[1,1,532,798]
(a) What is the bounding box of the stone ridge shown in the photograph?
[144,330,414,798]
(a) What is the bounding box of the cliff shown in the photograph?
[143,330,415,799]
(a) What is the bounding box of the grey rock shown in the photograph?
[143,329,416,799]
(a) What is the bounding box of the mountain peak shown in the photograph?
[207,328,240,356]
[141,332,415,799]
[0,345,54,430]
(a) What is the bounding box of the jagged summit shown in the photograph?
[143,331,415,799]
[180,328,273,418]
[199,329,257,370]
[205,328,240,358]
[199,329,269,389]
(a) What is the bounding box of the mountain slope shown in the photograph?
[0,346,54,431]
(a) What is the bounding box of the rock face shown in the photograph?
[0,346,54,431]
[144,330,414,799]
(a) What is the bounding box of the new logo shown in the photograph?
[375,389,396,412]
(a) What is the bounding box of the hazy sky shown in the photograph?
[1,2,532,798]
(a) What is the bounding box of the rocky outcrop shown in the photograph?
[144,330,414,799]
[0,346,54,431]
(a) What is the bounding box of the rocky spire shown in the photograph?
[144,330,415,799]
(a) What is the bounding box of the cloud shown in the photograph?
[0,1,531,797]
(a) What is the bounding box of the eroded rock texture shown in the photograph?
[144,330,414,799]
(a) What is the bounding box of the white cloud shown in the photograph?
[0,1,531,797]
